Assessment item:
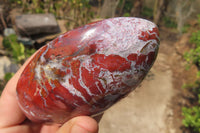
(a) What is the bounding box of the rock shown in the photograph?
[16,17,160,124]
[3,28,16,37]
[17,36,35,46]
[15,14,60,36]
[34,20,67,45]
[0,56,19,80]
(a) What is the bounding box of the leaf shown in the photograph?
[4,72,15,82]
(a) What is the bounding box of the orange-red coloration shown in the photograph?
[16,17,159,124]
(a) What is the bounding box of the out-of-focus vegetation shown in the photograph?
[3,34,36,64]
[182,15,200,132]
[162,16,177,28]
[2,34,35,81]
[8,0,94,29]
[141,6,153,19]
[184,15,200,73]
[182,97,200,132]
[4,72,14,82]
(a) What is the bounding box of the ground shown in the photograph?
[98,26,196,133]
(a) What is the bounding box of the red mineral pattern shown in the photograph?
[16,17,160,124]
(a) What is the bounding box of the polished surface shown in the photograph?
[16,17,160,124]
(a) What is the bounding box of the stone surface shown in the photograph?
[3,28,16,36]
[16,17,159,124]
[15,14,60,36]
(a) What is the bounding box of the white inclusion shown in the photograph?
[40,43,50,63]
[101,71,114,84]
[60,75,90,104]
[48,59,65,70]
[39,89,47,107]
[49,80,56,89]
[34,64,42,80]
[46,115,52,118]
[78,78,93,96]
[81,57,94,72]
[78,63,94,96]
[98,70,114,93]
[73,103,80,107]
[95,18,159,57]
[95,81,103,94]
[54,94,79,107]
[131,61,136,69]
[34,87,40,96]
[17,98,29,114]
[34,44,51,84]
[55,94,65,100]
[40,59,66,81]
[141,40,158,55]
[35,55,90,104]
[58,34,64,43]
[147,30,160,42]
[145,56,148,63]
[99,78,106,91]
[42,84,49,95]
[30,111,36,117]
[81,28,96,42]
[23,92,32,101]
[105,19,115,28]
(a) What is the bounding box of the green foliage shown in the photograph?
[2,34,35,63]
[141,7,153,18]
[3,34,25,63]
[120,0,133,13]
[4,73,14,82]
[182,95,200,132]
[3,34,17,49]
[123,12,130,17]
[12,42,25,62]
[25,48,36,58]
[182,14,200,132]
[182,81,200,132]
[190,31,200,47]
[182,82,198,90]
[182,24,191,34]
[184,31,200,67]
[162,16,177,28]
[198,14,200,25]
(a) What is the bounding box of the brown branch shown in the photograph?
[0,13,7,29]
[183,3,195,20]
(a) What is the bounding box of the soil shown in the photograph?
[98,26,197,133]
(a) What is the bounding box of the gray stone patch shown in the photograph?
[0,56,19,80]
[15,14,60,36]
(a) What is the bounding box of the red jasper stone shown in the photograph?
[16,17,160,124]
